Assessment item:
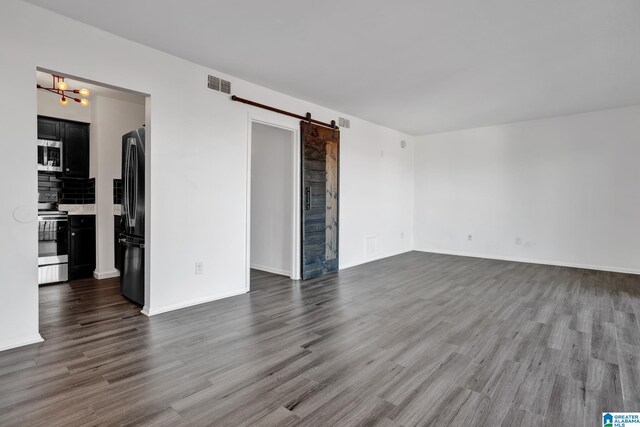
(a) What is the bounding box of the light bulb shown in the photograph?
[79,88,90,97]
[80,98,89,107]
[56,80,68,91]
[59,97,68,106]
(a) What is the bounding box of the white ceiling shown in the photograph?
[26,0,640,135]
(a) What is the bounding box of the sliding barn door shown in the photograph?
[301,122,340,280]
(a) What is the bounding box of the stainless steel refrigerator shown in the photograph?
[120,128,145,306]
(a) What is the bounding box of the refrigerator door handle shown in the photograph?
[130,142,137,228]
[125,138,137,228]
[124,141,131,226]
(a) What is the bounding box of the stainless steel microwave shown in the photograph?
[37,139,63,172]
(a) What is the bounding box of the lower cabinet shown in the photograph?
[69,215,96,280]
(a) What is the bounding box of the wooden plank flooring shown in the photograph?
[0,252,639,426]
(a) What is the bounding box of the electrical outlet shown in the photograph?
[515,237,522,245]
[195,261,204,275]
[400,231,405,239]
[467,234,473,241]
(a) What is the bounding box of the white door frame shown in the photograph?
[245,113,301,292]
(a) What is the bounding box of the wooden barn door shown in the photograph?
[301,122,340,280]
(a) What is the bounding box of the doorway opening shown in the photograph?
[35,68,150,337]
[247,120,300,288]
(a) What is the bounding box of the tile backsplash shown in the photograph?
[38,172,95,204]
[113,179,123,205]
[38,172,62,194]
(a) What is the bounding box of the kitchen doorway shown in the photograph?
[35,68,151,335]
[247,119,300,288]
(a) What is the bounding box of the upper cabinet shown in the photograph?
[63,122,90,178]
[37,117,61,141]
[37,116,90,179]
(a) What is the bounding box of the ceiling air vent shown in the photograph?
[220,79,231,94]
[207,75,220,91]
[338,117,350,129]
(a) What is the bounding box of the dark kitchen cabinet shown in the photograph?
[37,116,90,179]
[63,122,90,178]
[37,117,61,141]
[69,215,96,280]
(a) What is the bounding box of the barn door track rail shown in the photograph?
[231,95,339,130]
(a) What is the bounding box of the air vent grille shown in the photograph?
[207,74,232,95]
[207,75,220,91]
[220,79,231,94]
[338,117,351,129]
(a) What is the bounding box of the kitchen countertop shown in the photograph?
[58,204,96,215]
[58,204,123,216]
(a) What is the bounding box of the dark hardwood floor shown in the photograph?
[1,252,639,426]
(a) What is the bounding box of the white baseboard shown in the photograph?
[250,264,291,277]
[340,249,413,270]
[93,269,120,280]
[144,288,248,316]
[415,248,640,275]
[0,334,44,353]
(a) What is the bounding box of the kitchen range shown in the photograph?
[37,191,68,284]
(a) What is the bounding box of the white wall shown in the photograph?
[250,123,293,276]
[341,127,414,268]
[0,0,414,351]
[91,95,145,278]
[414,105,640,273]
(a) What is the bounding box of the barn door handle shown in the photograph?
[305,187,311,211]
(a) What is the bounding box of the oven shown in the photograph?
[37,139,63,173]
[38,212,69,284]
